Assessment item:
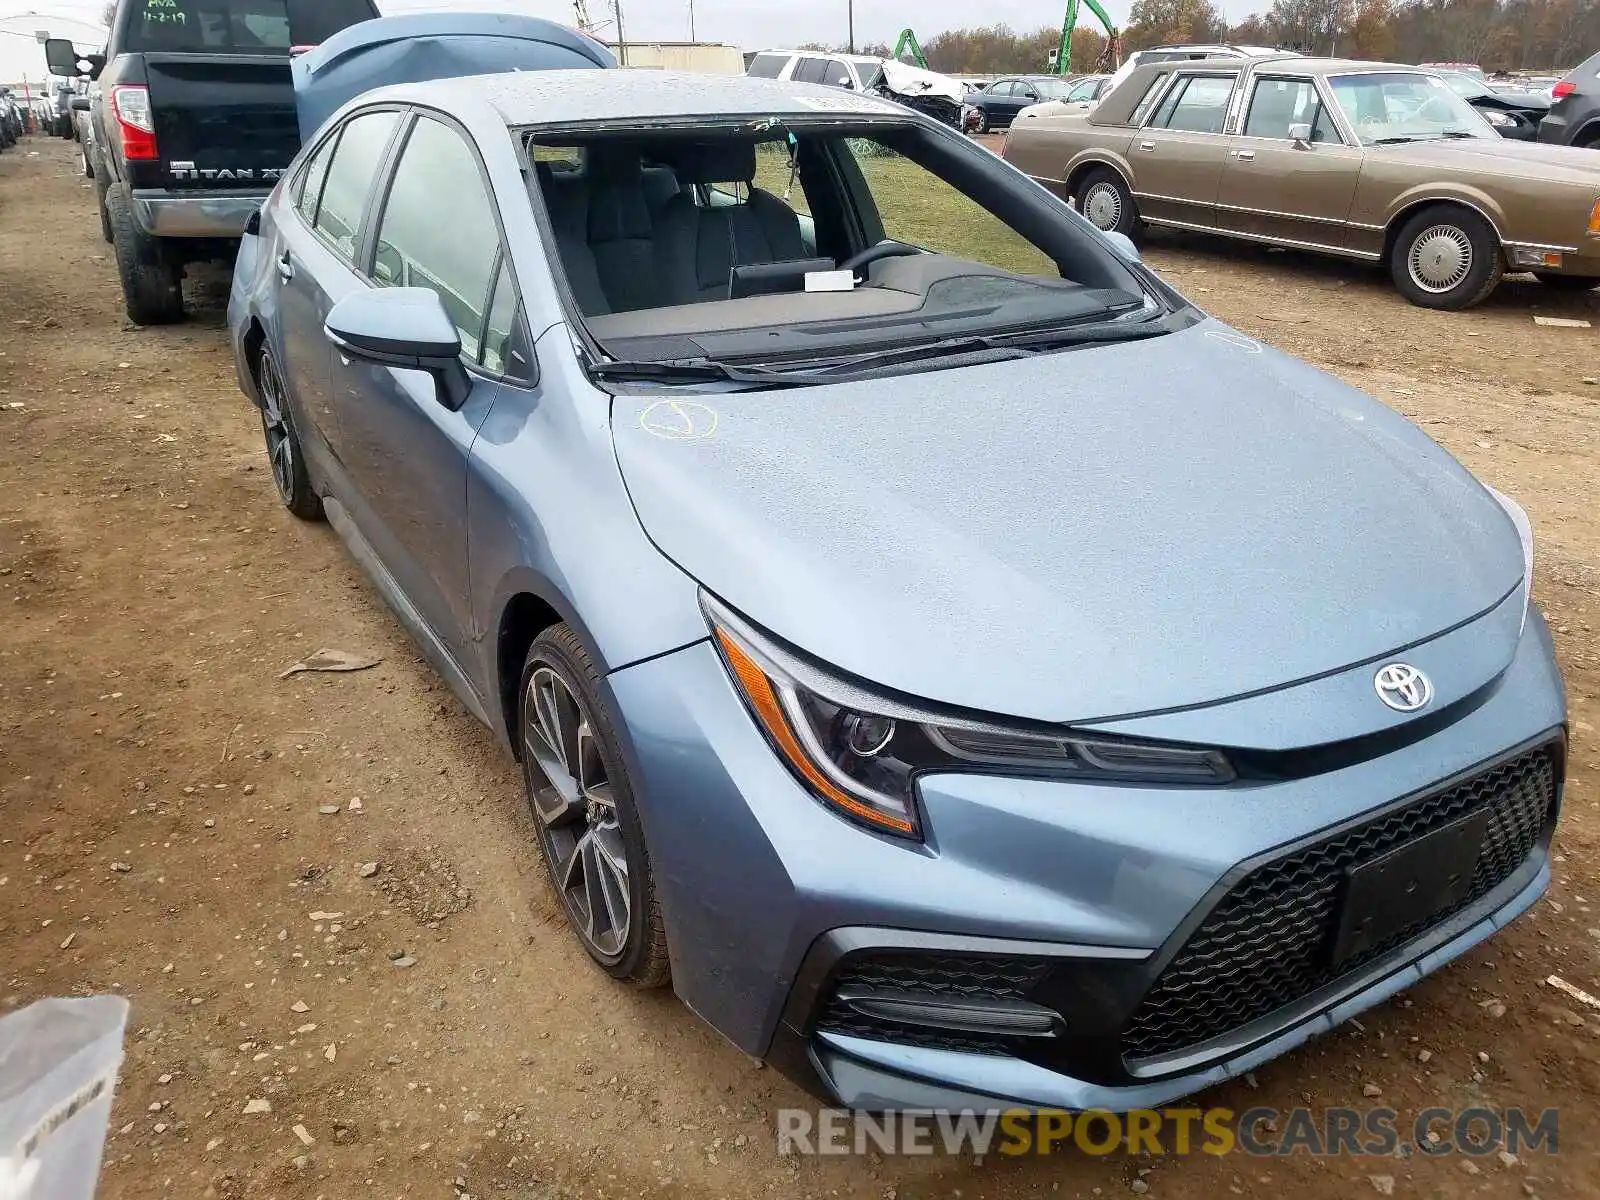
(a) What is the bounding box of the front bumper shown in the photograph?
[606,608,1565,1110]
[131,189,268,239]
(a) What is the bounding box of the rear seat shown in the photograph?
[536,141,806,314]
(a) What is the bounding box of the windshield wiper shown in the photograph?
[587,358,795,386]
[589,319,1170,388]
[783,321,1171,379]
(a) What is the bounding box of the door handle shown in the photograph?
[1137,140,1156,152]
[276,251,293,281]
[1233,149,1256,160]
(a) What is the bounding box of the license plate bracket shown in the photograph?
[1331,808,1489,966]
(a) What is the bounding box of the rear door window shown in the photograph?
[793,57,829,84]
[1151,74,1236,133]
[311,109,399,262]
[746,52,788,79]
[295,130,337,221]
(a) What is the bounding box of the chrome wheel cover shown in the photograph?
[1407,224,1473,294]
[523,666,631,960]
[1082,181,1123,232]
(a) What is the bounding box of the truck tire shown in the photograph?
[108,183,185,326]
[94,169,113,243]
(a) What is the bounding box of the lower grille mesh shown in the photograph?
[1122,746,1557,1060]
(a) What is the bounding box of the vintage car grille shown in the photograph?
[814,951,1051,1054]
[1122,746,1558,1061]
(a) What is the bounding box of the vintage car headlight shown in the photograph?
[704,594,1233,839]
[1485,484,1535,630]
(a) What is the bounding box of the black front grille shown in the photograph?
[1122,746,1558,1060]
[815,952,1051,1054]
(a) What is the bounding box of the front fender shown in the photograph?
[464,327,707,742]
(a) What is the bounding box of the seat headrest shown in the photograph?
[666,141,758,185]
[586,141,643,183]
[640,165,681,210]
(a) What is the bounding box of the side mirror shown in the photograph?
[1021,88,1039,100]
[1288,122,1313,148]
[70,96,91,111]
[324,288,471,412]
[1104,230,1141,262]
[45,38,99,79]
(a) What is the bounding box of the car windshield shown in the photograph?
[1438,71,1491,100]
[1329,71,1496,143]
[526,118,1168,386]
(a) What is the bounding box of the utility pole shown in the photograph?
[688,0,695,41]
[613,0,627,65]
[847,0,855,53]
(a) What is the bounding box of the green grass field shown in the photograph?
[752,145,1060,279]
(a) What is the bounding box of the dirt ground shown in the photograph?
[2,135,1598,1200]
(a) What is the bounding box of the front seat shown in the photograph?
[654,142,808,304]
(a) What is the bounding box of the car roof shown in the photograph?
[363,68,914,127]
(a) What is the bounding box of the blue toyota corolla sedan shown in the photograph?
[228,63,1567,1111]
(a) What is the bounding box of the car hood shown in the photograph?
[611,321,1523,724]
[1382,136,1598,184]
[878,60,967,105]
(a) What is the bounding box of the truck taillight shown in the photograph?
[109,84,157,160]
[1552,80,1576,99]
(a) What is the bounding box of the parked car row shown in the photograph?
[0,91,23,149]
[961,73,1110,133]
[1002,53,1600,309]
[744,47,967,127]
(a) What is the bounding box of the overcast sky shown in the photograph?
[2,0,1268,55]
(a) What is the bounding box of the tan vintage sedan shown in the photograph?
[1002,55,1600,309]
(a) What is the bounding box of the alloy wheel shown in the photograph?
[523,665,632,961]
[1406,224,1473,294]
[1081,181,1123,232]
[258,352,296,504]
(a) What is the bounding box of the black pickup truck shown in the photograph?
[49,0,377,325]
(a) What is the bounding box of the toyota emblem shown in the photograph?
[1374,663,1433,713]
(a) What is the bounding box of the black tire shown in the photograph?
[1074,165,1140,237]
[1389,204,1503,311]
[972,109,989,135]
[257,345,324,521]
[95,170,112,243]
[1531,271,1598,292]
[107,183,184,325]
[519,624,670,988]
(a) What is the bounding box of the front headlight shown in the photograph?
[1485,484,1535,630]
[1483,109,1516,127]
[705,595,1234,839]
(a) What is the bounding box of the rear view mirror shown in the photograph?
[1288,122,1313,148]
[324,288,470,411]
[70,96,91,111]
